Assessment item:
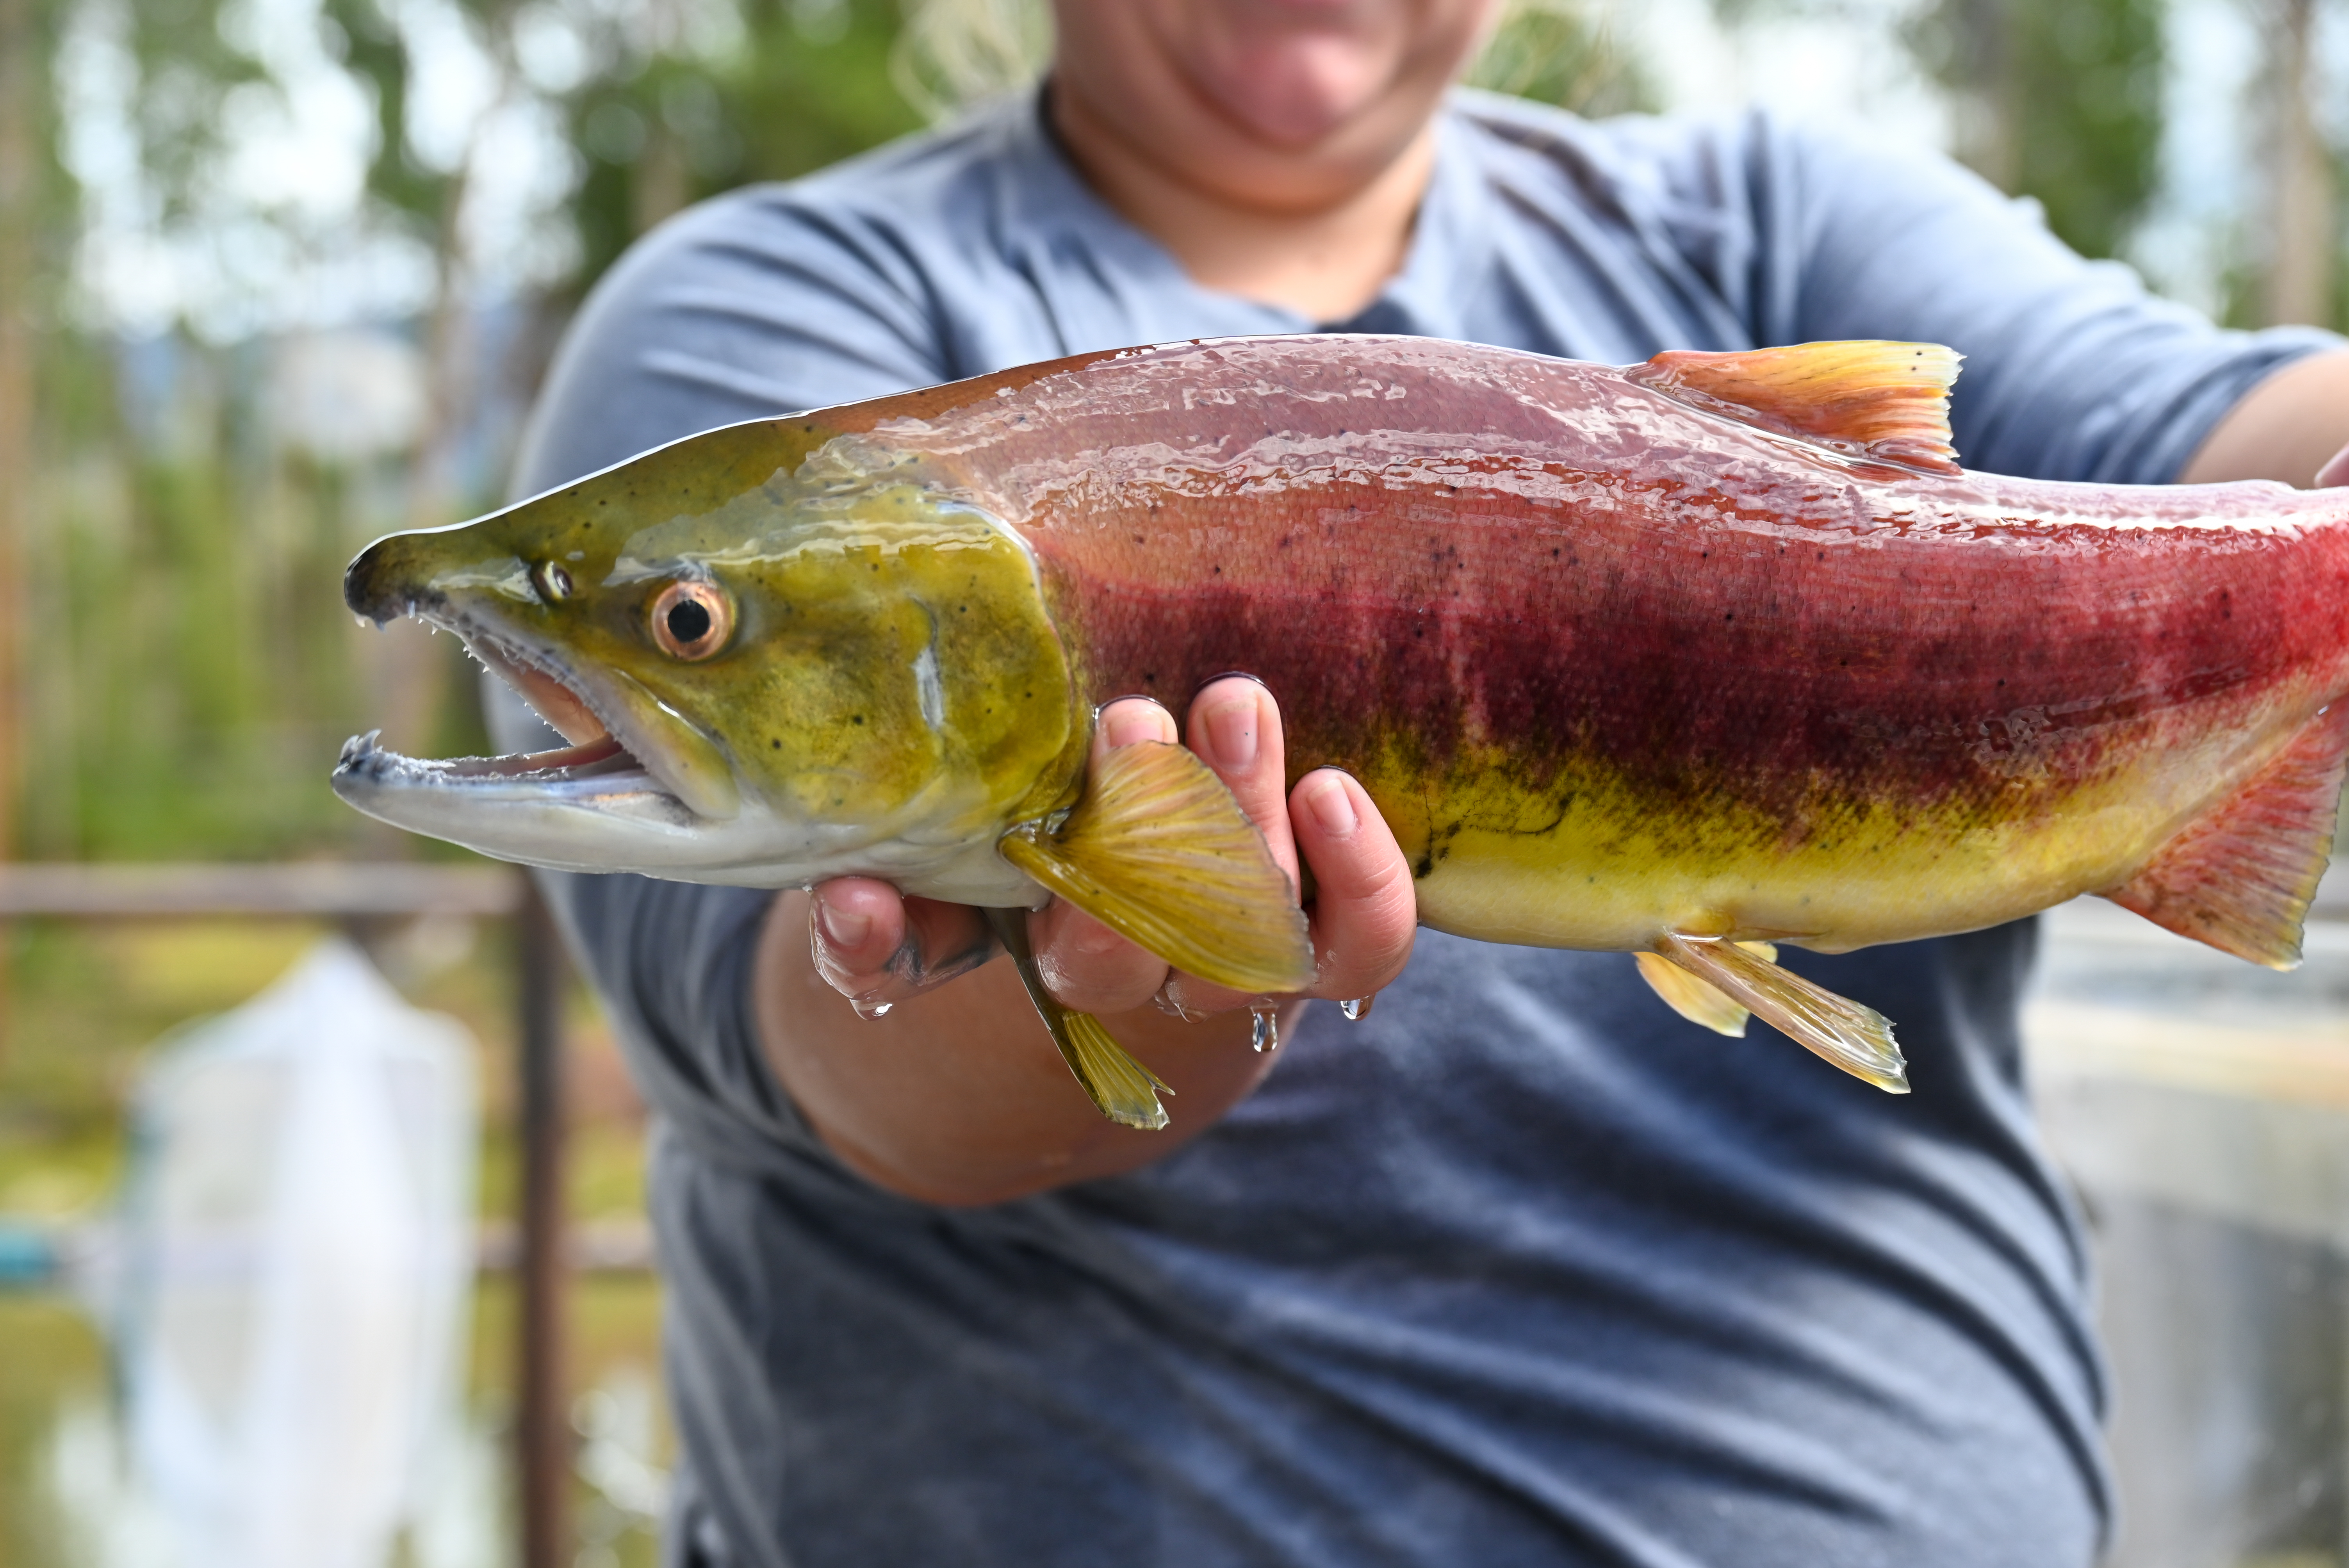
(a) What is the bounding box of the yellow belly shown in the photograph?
[1364,716,2303,955]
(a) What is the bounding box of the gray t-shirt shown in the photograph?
[511,90,2337,1568]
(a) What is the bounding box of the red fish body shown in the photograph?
[849,335,2349,965]
[339,333,2349,1108]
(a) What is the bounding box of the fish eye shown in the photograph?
[650,580,733,661]
[532,561,573,602]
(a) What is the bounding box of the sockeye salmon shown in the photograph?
[336,335,2349,1130]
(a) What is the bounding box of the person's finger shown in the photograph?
[809,880,994,1013]
[1155,679,1313,1018]
[1185,675,1299,888]
[2318,439,2349,488]
[1286,768,1416,1004]
[1161,764,1416,1017]
[1030,696,1178,1014]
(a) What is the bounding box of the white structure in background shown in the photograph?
[110,939,479,1568]
[270,330,428,464]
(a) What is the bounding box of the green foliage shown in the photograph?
[1907,0,2168,259]
[563,0,923,292]
[113,0,266,226]
[320,0,455,234]
[1469,1,1658,117]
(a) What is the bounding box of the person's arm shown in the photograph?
[758,676,1419,1207]
[2177,349,2349,487]
[1665,112,2344,487]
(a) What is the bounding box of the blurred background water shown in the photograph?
[1,0,2348,1564]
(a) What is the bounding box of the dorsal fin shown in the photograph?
[2103,704,2349,969]
[1626,340,1963,475]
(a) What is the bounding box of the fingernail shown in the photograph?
[1204,698,1259,770]
[1305,774,1358,837]
[1102,703,1168,748]
[814,898,871,951]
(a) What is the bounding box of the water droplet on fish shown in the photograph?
[1249,1004,1278,1053]
[1340,995,1375,1021]
[851,997,893,1020]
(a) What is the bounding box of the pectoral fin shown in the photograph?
[2102,704,2349,969]
[984,907,1171,1131]
[999,741,1315,994]
[1635,941,1779,1036]
[1650,934,1908,1093]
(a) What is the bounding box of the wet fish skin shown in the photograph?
[336,334,2349,1106]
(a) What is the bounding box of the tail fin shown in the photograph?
[2102,704,2349,969]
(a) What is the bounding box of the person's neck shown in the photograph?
[1050,84,1437,324]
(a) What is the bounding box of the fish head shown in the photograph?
[336,420,1081,893]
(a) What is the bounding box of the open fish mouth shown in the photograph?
[334,727,658,799]
[332,613,697,818]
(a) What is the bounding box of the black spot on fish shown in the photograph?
[851,715,864,725]
[772,739,781,748]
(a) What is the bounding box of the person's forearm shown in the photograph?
[2179,349,2349,486]
[755,891,1287,1205]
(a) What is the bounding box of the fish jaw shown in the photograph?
[331,728,1040,898]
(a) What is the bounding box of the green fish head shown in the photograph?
[337,420,1081,897]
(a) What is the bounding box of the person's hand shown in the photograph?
[805,675,1417,1025]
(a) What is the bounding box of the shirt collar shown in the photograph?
[992,87,1497,345]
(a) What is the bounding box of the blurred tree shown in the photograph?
[0,0,40,870]
[1468,0,1656,117]
[561,0,922,292]
[323,0,533,774]
[1904,0,2169,261]
[2245,0,2337,326]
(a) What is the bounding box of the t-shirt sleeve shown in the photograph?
[1625,111,2341,484]
[508,187,959,1162]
